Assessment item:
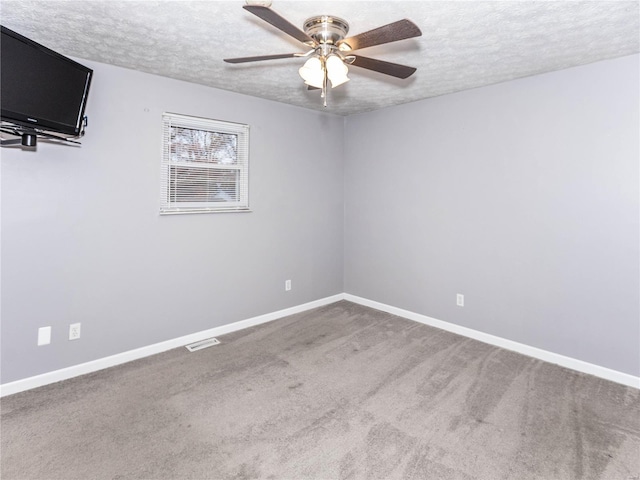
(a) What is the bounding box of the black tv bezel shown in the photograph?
[0,25,93,137]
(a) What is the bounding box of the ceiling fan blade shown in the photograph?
[224,53,300,64]
[243,5,318,47]
[350,55,417,79]
[337,19,421,51]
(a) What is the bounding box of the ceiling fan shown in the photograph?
[223,4,422,107]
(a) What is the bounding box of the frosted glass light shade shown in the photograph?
[299,57,324,89]
[326,55,349,88]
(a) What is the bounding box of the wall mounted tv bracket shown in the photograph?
[0,116,87,148]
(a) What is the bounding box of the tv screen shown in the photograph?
[1,26,92,137]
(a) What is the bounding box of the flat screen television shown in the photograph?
[1,26,93,137]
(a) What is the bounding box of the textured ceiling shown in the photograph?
[1,1,638,116]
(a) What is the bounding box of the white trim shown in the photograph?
[0,294,344,397]
[344,294,640,389]
[3,292,638,396]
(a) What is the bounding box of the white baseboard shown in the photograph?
[3,292,638,396]
[0,294,345,397]
[344,294,640,389]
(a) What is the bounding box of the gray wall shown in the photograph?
[344,54,639,376]
[1,61,345,383]
[3,53,638,385]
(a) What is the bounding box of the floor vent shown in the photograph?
[185,337,220,352]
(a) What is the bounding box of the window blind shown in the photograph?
[160,113,249,214]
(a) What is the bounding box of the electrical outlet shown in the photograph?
[37,326,51,346]
[456,294,464,307]
[69,323,81,340]
[285,279,292,291]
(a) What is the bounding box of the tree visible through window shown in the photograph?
[160,113,249,214]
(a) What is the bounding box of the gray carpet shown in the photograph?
[1,301,639,479]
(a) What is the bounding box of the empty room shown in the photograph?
[1,1,638,479]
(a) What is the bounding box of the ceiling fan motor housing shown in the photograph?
[304,16,349,46]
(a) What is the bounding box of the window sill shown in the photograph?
[160,208,252,216]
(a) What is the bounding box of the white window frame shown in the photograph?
[160,113,250,214]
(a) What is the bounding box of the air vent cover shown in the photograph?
[185,337,220,352]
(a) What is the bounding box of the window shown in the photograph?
[160,113,249,214]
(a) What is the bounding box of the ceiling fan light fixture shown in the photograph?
[326,54,349,88]
[299,56,324,89]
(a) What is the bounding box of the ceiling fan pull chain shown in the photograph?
[322,57,328,107]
